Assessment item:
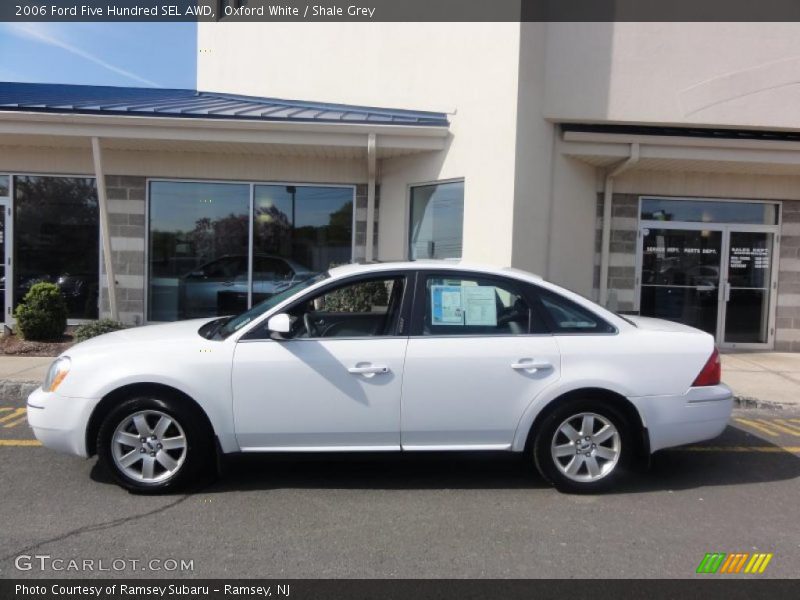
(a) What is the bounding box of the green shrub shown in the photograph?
[73,319,128,342]
[14,282,68,341]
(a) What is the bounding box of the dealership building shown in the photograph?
[1,22,800,351]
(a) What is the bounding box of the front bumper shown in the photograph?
[27,387,98,457]
[631,384,734,453]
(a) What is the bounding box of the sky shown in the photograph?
[0,22,196,89]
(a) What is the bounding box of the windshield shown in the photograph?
[205,273,329,339]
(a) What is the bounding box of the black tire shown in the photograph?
[533,398,633,494]
[97,395,214,494]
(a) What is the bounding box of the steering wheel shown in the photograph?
[303,313,319,338]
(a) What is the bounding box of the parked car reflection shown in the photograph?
[15,272,98,319]
[179,254,315,319]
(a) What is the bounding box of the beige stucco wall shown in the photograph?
[198,22,524,266]
[0,145,366,183]
[544,23,800,129]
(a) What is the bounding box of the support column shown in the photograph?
[365,133,377,262]
[91,137,118,320]
[599,143,639,307]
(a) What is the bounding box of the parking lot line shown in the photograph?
[0,408,25,425]
[755,419,800,437]
[0,440,41,446]
[678,446,800,453]
[773,419,800,435]
[733,417,781,436]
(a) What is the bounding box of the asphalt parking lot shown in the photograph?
[0,398,798,579]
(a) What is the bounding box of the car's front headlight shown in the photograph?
[43,356,71,392]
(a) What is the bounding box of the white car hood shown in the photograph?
[66,318,215,356]
[624,315,706,335]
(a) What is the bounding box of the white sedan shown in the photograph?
[27,262,732,493]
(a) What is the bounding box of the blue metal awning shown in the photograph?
[0,82,449,127]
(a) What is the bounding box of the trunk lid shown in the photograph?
[624,315,706,334]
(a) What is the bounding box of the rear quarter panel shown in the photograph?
[555,328,715,397]
[511,327,715,451]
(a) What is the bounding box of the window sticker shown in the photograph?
[430,285,464,325]
[463,286,497,326]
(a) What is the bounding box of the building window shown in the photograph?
[409,180,464,260]
[148,181,250,321]
[148,181,354,321]
[253,184,353,273]
[641,197,778,225]
[0,175,8,197]
[13,176,99,320]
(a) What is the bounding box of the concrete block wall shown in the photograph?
[593,193,638,312]
[776,200,800,351]
[99,175,146,325]
[352,183,380,262]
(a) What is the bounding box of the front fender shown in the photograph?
[65,343,239,454]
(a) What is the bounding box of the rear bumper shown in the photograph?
[27,387,97,458]
[631,384,733,453]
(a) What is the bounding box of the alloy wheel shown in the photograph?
[550,412,621,483]
[111,409,187,483]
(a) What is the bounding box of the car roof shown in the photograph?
[327,260,543,282]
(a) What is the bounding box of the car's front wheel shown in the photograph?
[97,395,213,493]
[533,399,631,493]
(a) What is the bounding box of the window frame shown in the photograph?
[409,270,552,338]
[241,270,416,342]
[407,178,465,261]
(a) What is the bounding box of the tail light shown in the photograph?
[692,347,721,386]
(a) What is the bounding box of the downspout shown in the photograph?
[599,142,639,307]
[91,137,118,321]
[365,133,377,262]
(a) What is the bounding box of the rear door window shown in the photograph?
[418,274,531,336]
[537,290,616,334]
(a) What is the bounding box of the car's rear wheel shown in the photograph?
[533,399,632,493]
[97,395,213,493]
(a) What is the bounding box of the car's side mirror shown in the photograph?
[267,313,292,340]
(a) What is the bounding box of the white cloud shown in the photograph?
[4,23,160,87]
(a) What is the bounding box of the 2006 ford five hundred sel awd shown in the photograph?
[27,262,732,493]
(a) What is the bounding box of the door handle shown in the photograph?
[725,281,731,302]
[511,359,552,372]
[347,365,390,375]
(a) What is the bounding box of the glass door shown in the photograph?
[637,224,778,347]
[0,203,5,324]
[639,227,723,336]
[721,230,776,346]
[0,177,8,328]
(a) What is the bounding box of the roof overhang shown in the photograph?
[0,110,449,158]
[561,129,800,176]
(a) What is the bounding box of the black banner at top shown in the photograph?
[5,0,800,22]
